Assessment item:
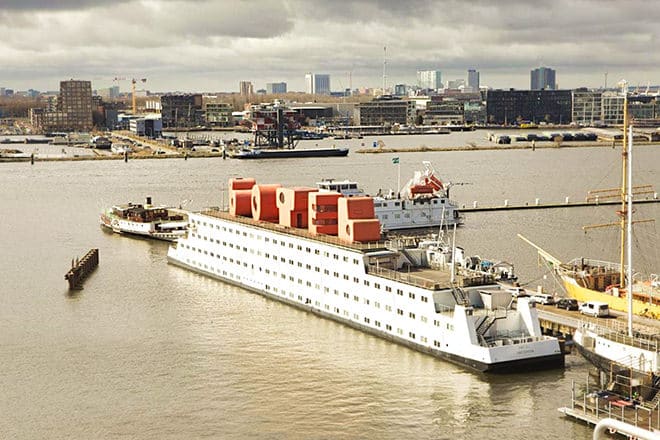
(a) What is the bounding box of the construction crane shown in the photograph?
[113,77,147,114]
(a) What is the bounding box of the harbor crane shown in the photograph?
[113,77,147,114]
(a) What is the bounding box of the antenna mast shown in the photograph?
[382,46,387,95]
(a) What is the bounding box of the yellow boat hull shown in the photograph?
[562,276,660,319]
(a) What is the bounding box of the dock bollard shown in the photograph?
[565,196,570,204]
[535,198,540,206]
[504,199,509,207]
[473,201,478,208]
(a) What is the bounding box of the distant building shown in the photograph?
[424,98,465,125]
[29,79,93,132]
[446,79,465,90]
[160,94,203,128]
[531,67,556,90]
[486,89,571,125]
[266,82,287,94]
[417,70,442,90]
[357,95,415,126]
[130,115,162,137]
[239,81,254,97]
[203,98,233,127]
[572,89,602,126]
[467,69,480,93]
[305,73,331,95]
[394,84,408,96]
[60,79,93,131]
[97,86,120,100]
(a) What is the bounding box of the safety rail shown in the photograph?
[201,208,390,252]
[367,265,450,290]
[564,379,660,436]
[579,321,660,353]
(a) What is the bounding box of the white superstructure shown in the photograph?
[317,162,461,231]
[167,209,563,373]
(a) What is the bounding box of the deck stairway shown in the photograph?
[451,285,470,307]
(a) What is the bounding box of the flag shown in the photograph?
[392,157,399,164]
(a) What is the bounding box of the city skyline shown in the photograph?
[0,0,658,93]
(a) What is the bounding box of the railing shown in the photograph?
[367,265,447,290]
[579,321,660,352]
[201,208,390,252]
[568,379,660,435]
[564,258,622,273]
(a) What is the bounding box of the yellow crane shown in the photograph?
[113,77,147,114]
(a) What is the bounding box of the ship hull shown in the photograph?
[234,148,349,159]
[562,276,660,318]
[168,248,563,374]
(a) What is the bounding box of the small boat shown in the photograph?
[233,147,349,159]
[0,149,32,162]
[100,197,188,241]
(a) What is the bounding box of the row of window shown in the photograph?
[190,218,361,265]
[183,252,448,349]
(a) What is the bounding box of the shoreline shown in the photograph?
[2,141,659,163]
[356,141,660,154]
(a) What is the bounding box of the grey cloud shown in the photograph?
[1,0,132,10]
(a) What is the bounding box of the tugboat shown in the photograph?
[100,197,188,241]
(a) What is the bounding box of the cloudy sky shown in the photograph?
[1,0,658,93]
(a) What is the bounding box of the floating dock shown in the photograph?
[65,248,99,290]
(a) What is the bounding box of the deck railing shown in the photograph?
[201,208,390,252]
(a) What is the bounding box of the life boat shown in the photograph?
[410,184,434,195]
[426,173,444,191]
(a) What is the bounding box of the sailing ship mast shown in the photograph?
[626,125,633,337]
[619,80,629,297]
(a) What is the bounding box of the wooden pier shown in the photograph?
[65,248,99,290]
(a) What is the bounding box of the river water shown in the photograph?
[1,133,658,439]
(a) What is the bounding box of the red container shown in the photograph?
[251,184,281,222]
[229,177,256,191]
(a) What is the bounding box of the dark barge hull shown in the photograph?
[234,148,349,159]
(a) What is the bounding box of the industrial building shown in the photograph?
[486,89,571,125]
[29,79,93,133]
[203,99,233,127]
[423,98,465,125]
[357,96,415,126]
[572,89,602,126]
[160,94,203,128]
[129,115,163,138]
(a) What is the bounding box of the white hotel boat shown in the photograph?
[166,179,563,373]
